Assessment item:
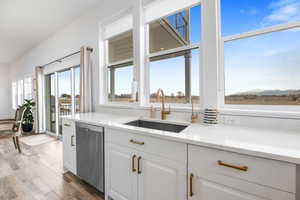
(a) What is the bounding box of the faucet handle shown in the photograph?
[165,104,171,114]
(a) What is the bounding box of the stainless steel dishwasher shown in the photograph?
[76,123,104,193]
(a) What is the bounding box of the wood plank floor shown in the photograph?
[0,134,104,200]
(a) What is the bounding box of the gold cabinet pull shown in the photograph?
[218,160,248,171]
[64,123,71,127]
[130,139,145,145]
[189,173,194,197]
[71,135,75,146]
[132,155,137,172]
[137,156,142,174]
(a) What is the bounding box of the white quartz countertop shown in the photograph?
[63,112,300,164]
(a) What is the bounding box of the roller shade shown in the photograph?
[103,14,133,39]
[144,0,200,23]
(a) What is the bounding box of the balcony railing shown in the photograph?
[165,12,189,42]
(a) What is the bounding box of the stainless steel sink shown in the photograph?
[125,120,188,133]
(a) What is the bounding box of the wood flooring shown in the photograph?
[0,134,104,200]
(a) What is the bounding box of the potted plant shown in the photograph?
[21,99,36,132]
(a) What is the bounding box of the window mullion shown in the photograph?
[133,0,147,106]
[201,0,220,109]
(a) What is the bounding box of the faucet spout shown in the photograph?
[156,89,170,120]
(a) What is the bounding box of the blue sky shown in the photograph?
[223,0,300,95]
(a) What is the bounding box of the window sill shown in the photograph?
[220,108,300,120]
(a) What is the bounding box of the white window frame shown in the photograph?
[219,14,300,112]
[17,79,24,106]
[98,0,300,117]
[24,76,33,100]
[104,31,137,105]
[145,1,202,108]
[12,81,18,110]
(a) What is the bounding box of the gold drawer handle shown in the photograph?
[137,156,142,174]
[218,160,248,171]
[64,124,71,127]
[130,139,145,145]
[189,173,194,197]
[132,155,137,172]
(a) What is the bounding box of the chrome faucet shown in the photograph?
[156,89,171,120]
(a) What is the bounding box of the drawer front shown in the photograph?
[62,119,75,133]
[188,145,296,193]
[106,128,187,163]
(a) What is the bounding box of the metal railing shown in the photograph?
[165,12,189,42]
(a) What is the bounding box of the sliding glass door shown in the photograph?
[58,69,72,135]
[45,74,57,133]
[45,66,80,137]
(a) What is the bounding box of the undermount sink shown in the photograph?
[125,120,189,133]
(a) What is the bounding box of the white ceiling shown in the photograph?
[0,0,101,64]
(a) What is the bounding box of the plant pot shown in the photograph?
[22,123,33,132]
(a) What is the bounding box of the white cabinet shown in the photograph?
[105,128,187,200]
[188,145,296,200]
[137,151,186,200]
[106,143,137,200]
[62,119,76,175]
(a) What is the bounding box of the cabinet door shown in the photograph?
[62,121,76,174]
[106,143,138,200]
[137,152,186,200]
[188,176,265,200]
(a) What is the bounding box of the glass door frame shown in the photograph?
[44,65,80,137]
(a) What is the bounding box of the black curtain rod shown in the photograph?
[42,47,93,67]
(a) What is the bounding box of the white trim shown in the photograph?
[133,0,147,106]
[200,0,220,108]
[220,108,300,120]
[221,104,300,112]
[98,26,107,104]
[223,20,300,42]
[44,54,80,75]
[144,0,201,23]
[71,68,75,114]
[54,72,59,137]
[147,43,200,58]
[107,58,134,67]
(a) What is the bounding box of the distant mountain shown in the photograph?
[230,89,300,96]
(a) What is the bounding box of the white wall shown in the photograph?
[10,0,133,110]
[0,63,12,119]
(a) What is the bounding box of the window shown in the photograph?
[107,30,135,102]
[150,49,200,103]
[221,0,300,36]
[148,4,201,104]
[24,76,33,100]
[222,0,300,107]
[17,80,24,106]
[12,82,18,110]
[108,63,134,102]
[224,28,300,105]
